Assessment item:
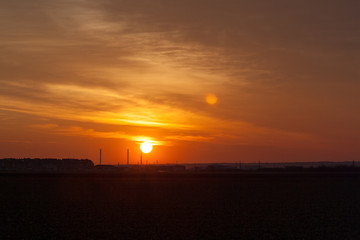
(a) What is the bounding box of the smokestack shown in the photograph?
[140,151,142,166]
[100,148,102,165]
[127,149,129,165]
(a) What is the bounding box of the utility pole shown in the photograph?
[127,149,129,165]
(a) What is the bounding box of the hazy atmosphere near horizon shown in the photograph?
[1,0,359,164]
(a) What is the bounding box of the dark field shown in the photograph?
[1,173,360,240]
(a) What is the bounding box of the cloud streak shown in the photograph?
[0,0,359,162]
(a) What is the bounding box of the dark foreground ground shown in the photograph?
[1,173,360,240]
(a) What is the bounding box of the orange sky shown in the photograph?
[0,0,359,164]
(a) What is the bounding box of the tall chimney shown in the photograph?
[100,148,102,165]
[140,151,143,166]
[127,149,129,165]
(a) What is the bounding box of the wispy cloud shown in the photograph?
[1,0,359,161]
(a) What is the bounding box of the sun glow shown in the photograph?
[140,142,153,153]
[206,93,218,105]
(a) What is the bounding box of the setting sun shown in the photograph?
[140,142,153,153]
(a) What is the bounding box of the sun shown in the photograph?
[140,142,153,153]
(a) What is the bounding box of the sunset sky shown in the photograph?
[1,0,359,164]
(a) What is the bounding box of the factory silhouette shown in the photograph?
[1,154,359,174]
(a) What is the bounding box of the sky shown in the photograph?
[0,0,359,164]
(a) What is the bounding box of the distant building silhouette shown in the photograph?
[0,158,94,171]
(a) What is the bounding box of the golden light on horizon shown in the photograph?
[140,142,153,153]
[206,93,218,105]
